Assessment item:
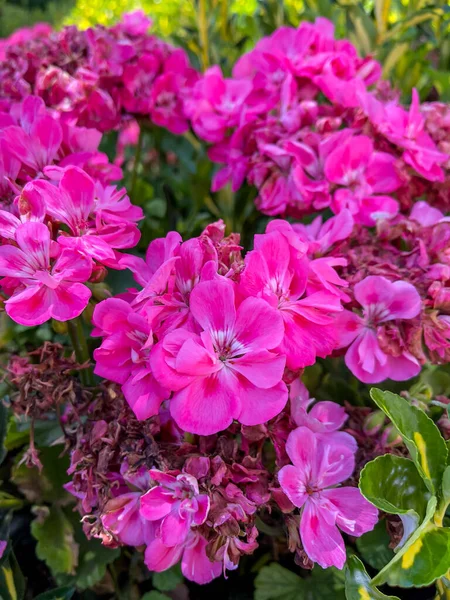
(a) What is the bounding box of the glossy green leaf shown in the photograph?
[0,543,26,600]
[370,388,447,494]
[153,564,183,591]
[371,496,450,587]
[254,562,345,600]
[442,465,450,503]
[355,521,394,570]
[31,506,78,576]
[345,555,399,600]
[33,586,75,600]
[359,454,429,521]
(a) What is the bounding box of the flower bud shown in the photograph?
[363,410,386,436]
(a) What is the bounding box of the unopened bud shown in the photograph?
[382,424,402,447]
[363,410,386,436]
[51,319,68,334]
[89,265,108,284]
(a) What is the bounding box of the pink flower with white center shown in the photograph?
[150,278,288,435]
[239,230,342,371]
[325,134,401,226]
[337,275,422,383]
[290,379,347,434]
[27,166,140,264]
[0,222,92,326]
[92,298,168,420]
[278,427,378,569]
[140,469,210,547]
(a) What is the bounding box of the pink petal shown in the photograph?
[300,499,346,569]
[277,464,308,508]
[181,533,222,584]
[234,297,284,350]
[144,537,183,572]
[15,222,50,269]
[231,350,285,389]
[123,369,167,420]
[307,401,347,432]
[140,487,175,521]
[5,285,52,326]
[59,166,95,223]
[237,378,288,426]
[321,487,378,537]
[161,510,191,547]
[50,282,91,321]
[189,278,236,334]
[169,370,240,435]
[345,330,391,384]
[175,337,219,376]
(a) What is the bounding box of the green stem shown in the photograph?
[198,0,210,69]
[67,317,94,387]
[130,125,144,200]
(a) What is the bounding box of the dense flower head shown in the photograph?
[0,12,198,134]
[187,19,448,221]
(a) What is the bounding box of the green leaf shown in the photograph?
[0,402,8,465]
[153,564,183,591]
[141,593,170,600]
[33,585,75,600]
[370,388,448,494]
[31,506,78,576]
[359,455,429,522]
[372,496,450,587]
[0,491,24,511]
[345,555,399,599]
[254,563,345,600]
[442,465,450,503]
[0,543,26,600]
[355,521,394,570]
[75,537,120,590]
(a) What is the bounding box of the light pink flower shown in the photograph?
[337,275,422,383]
[290,379,347,433]
[278,427,378,569]
[0,222,92,325]
[151,278,288,434]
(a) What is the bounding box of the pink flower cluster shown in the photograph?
[0,11,198,134]
[0,95,143,325]
[65,371,376,584]
[91,219,349,432]
[188,18,448,222]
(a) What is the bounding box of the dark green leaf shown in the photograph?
[254,562,345,600]
[370,388,448,494]
[141,593,169,600]
[345,555,399,599]
[355,521,394,570]
[359,455,429,522]
[0,543,26,600]
[0,491,24,511]
[75,537,120,590]
[33,585,75,600]
[153,564,183,591]
[0,402,8,465]
[31,506,78,576]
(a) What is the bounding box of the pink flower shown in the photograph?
[337,275,422,383]
[140,469,209,547]
[291,209,354,255]
[0,222,92,325]
[28,166,140,263]
[101,464,154,547]
[278,427,378,569]
[240,230,342,370]
[290,379,347,433]
[1,96,62,175]
[324,134,401,226]
[151,278,288,434]
[92,298,168,420]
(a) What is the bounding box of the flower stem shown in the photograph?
[130,125,144,200]
[67,317,95,387]
[198,0,210,70]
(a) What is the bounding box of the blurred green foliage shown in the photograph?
[0,0,74,37]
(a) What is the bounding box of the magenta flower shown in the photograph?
[92,298,167,420]
[240,231,342,370]
[278,427,378,569]
[0,222,92,326]
[290,379,347,434]
[28,166,140,263]
[337,275,422,383]
[141,469,209,547]
[324,134,401,226]
[151,278,288,434]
